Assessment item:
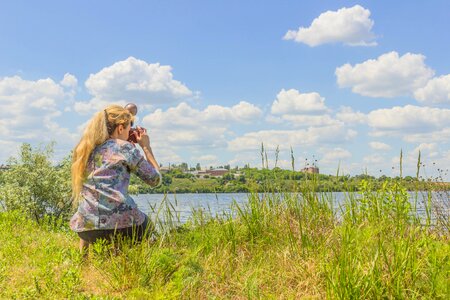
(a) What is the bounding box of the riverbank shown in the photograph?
[1,184,448,298]
[131,176,450,194]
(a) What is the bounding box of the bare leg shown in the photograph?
[79,238,90,258]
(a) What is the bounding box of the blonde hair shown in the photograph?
[71,104,135,204]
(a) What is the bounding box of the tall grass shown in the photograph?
[0,148,448,298]
[1,177,448,299]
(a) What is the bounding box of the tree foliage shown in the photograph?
[0,143,72,223]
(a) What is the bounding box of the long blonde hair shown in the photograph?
[71,104,135,204]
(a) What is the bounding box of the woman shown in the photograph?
[70,105,161,252]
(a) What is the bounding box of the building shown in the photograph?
[190,168,229,178]
[206,168,229,177]
[301,166,319,174]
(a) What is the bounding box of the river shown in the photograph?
[133,191,449,224]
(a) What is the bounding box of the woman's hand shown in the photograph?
[136,127,160,172]
[136,127,151,149]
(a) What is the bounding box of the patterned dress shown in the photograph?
[70,139,161,232]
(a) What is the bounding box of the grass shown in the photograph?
[0,178,449,299]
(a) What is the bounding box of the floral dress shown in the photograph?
[70,139,161,232]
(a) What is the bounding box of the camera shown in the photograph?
[127,127,145,143]
[125,103,147,144]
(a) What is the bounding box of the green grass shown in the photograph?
[0,180,449,299]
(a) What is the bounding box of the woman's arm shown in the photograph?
[141,145,160,172]
[132,127,161,187]
[136,127,159,170]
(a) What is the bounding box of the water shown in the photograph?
[133,191,449,225]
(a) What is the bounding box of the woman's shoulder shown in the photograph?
[94,139,134,154]
[94,139,138,162]
[105,139,138,154]
[101,139,133,148]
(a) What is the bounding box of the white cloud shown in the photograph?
[153,148,183,166]
[142,101,261,149]
[391,143,449,178]
[271,89,328,115]
[0,75,78,162]
[414,74,450,105]
[193,154,217,162]
[0,76,68,129]
[402,128,450,143]
[336,51,434,98]
[232,101,263,121]
[319,147,352,164]
[60,73,78,88]
[283,5,376,47]
[369,141,391,151]
[363,154,385,164]
[0,140,21,162]
[411,143,439,158]
[227,125,357,152]
[74,97,126,115]
[280,114,342,127]
[144,101,261,129]
[203,101,262,123]
[336,106,367,124]
[368,105,450,134]
[190,154,220,167]
[269,89,337,127]
[77,57,193,114]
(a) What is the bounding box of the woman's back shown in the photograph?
[70,139,160,232]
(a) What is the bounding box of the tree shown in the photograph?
[180,162,188,171]
[162,174,172,185]
[196,163,201,170]
[0,143,72,223]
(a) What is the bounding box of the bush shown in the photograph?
[0,143,72,223]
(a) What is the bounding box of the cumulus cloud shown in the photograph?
[336,106,367,124]
[269,89,338,127]
[402,128,450,143]
[193,154,217,162]
[414,74,450,105]
[280,114,341,127]
[411,143,439,158]
[271,89,328,115]
[283,5,376,47]
[319,147,352,164]
[60,73,78,88]
[74,98,126,115]
[336,51,434,98]
[154,148,183,165]
[75,57,193,114]
[227,125,357,152]
[0,75,78,161]
[393,143,449,177]
[369,141,391,151]
[190,154,220,167]
[363,153,385,164]
[368,105,450,133]
[0,76,68,127]
[0,140,21,163]
[142,101,262,149]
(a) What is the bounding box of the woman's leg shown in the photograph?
[79,238,90,257]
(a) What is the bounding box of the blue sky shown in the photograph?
[0,0,449,179]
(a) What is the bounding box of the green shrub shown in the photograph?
[0,143,72,223]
